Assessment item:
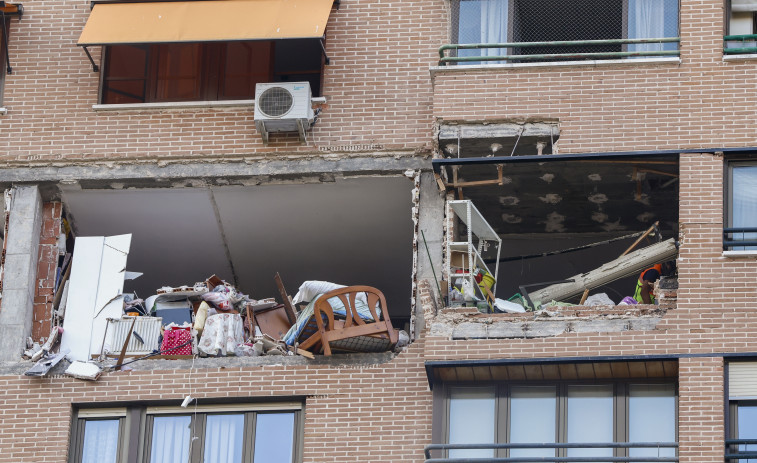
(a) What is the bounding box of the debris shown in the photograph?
[494,298,526,313]
[65,361,102,380]
[24,349,70,377]
[31,326,64,362]
[584,293,615,306]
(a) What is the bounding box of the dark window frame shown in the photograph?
[99,39,324,105]
[69,403,304,463]
[432,378,679,460]
[723,159,757,251]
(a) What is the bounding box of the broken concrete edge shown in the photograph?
[0,351,397,377]
[438,304,672,321]
[0,153,432,186]
[428,304,672,339]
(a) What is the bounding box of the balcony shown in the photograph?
[724,34,757,55]
[439,38,680,66]
[442,0,679,67]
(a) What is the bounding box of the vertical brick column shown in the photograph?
[0,185,43,361]
[32,201,62,342]
[678,356,724,463]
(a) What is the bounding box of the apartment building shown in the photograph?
[0,0,755,461]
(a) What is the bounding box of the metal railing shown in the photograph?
[438,38,680,66]
[723,227,757,250]
[724,34,757,54]
[424,442,679,463]
[725,438,757,460]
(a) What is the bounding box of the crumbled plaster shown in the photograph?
[543,211,566,232]
[592,211,609,223]
[588,173,602,181]
[601,219,627,232]
[588,193,608,204]
[540,173,555,183]
[539,193,562,204]
[410,170,421,340]
[426,305,669,340]
[499,196,520,206]
[502,213,523,224]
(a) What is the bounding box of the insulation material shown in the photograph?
[60,235,132,362]
[528,238,677,306]
[65,361,102,381]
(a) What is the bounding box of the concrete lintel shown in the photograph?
[0,156,431,191]
[439,122,560,141]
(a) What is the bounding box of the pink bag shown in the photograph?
[161,327,192,355]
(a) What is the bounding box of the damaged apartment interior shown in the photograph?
[434,120,680,325]
[17,174,416,378]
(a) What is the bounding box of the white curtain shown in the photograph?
[81,420,120,463]
[203,414,244,463]
[480,0,508,57]
[150,416,191,463]
[628,0,665,53]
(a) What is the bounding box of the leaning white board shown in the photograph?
[60,234,132,362]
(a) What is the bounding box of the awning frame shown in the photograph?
[0,2,23,74]
[78,0,336,72]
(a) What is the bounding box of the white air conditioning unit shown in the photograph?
[254,82,315,145]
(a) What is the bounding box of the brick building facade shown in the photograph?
[0,0,755,461]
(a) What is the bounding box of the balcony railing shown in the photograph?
[725,438,757,461]
[724,34,757,54]
[723,227,757,250]
[424,442,679,463]
[438,38,680,66]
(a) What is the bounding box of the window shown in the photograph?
[434,381,677,460]
[100,39,323,104]
[447,0,679,64]
[725,0,757,53]
[69,403,303,463]
[725,162,757,251]
[727,362,757,462]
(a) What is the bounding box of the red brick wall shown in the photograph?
[678,357,725,463]
[0,0,446,163]
[0,342,432,463]
[32,201,61,342]
[432,0,757,154]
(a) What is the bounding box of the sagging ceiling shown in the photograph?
[61,177,414,319]
[445,154,679,235]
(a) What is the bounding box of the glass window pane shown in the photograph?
[81,419,120,463]
[254,412,295,463]
[731,166,757,249]
[629,384,676,459]
[567,385,614,459]
[738,404,757,456]
[448,387,496,458]
[510,386,556,459]
[204,414,245,463]
[150,415,192,463]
